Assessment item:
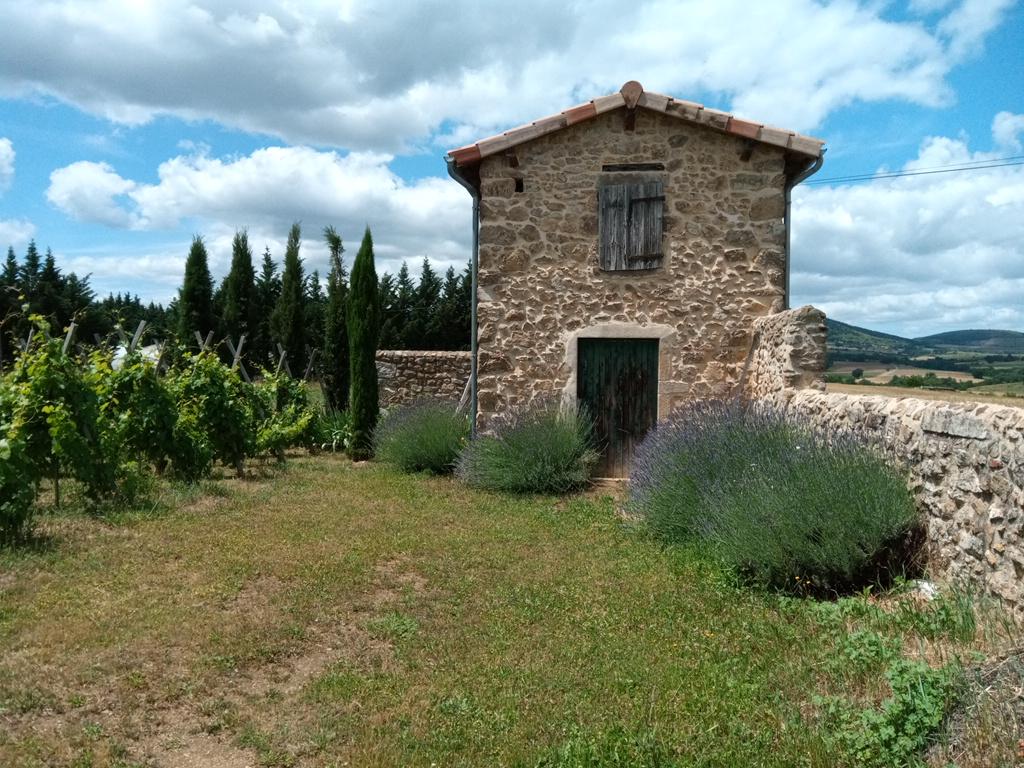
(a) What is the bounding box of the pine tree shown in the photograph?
[221,230,258,356]
[19,240,41,298]
[376,273,398,349]
[305,269,326,355]
[322,226,349,411]
[176,235,215,347]
[270,222,306,375]
[253,246,280,368]
[0,247,18,366]
[36,249,64,327]
[62,272,101,342]
[2,247,17,286]
[347,228,379,460]
[410,258,442,349]
[430,265,470,350]
[390,261,416,347]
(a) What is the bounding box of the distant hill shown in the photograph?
[914,329,1024,353]
[826,320,1024,357]
[826,319,920,355]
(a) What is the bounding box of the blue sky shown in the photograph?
[0,0,1022,336]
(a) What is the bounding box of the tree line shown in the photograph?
[1,228,472,393]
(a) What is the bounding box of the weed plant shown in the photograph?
[314,408,351,453]
[457,403,597,493]
[630,399,917,592]
[374,401,468,474]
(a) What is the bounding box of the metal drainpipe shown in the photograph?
[784,152,824,310]
[446,157,480,436]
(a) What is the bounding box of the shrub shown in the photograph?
[167,352,255,476]
[0,380,36,544]
[92,349,177,473]
[374,401,468,474]
[8,324,114,503]
[457,403,597,493]
[630,399,917,592]
[251,370,316,460]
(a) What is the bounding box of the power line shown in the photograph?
[805,155,1024,185]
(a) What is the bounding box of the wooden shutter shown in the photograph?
[598,183,628,270]
[626,180,664,268]
[598,179,664,271]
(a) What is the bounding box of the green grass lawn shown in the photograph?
[0,456,1018,767]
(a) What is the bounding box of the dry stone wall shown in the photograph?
[742,305,828,400]
[748,307,1024,614]
[792,390,1024,613]
[376,350,471,408]
[476,107,794,425]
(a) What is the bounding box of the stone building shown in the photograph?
[446,81,825,476]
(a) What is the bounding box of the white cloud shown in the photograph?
[0,0,1013,149]
[47,161,140,228]
[792,112,1024,336]
[993,111,1024,151]
[0,218,35,248]
[0,138,14,195]
[938,0,1015,60]
[45,145,472,292]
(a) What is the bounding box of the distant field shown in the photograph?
[828,363,981,383]
[827,383,1024,407]
[865,367,981,383]
[971,382,1024,396]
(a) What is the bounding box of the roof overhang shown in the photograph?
[447,80,825,172]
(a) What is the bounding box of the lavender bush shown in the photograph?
[456,403,597,494]
[630,399,916,592]
[373,401,468,474]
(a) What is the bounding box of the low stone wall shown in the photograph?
[376,350,471,408]
[741,304,828,400]
[789,391,1024,613]
[744,305,1024,613]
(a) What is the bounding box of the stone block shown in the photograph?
[922,410,989,439]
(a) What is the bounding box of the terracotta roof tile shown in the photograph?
[727,117,762,140]
[448,81,825,167]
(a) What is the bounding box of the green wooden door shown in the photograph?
[577,338,659,477]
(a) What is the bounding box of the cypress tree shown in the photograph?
[322,226,349,411]
[346,227,379,460]
[176,235,215,347]
[270,222,306,375]
[222,230,258,353]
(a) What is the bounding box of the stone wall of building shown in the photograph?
[745,306,1024,613]
[376,350,471,408]
[475,106,795,425]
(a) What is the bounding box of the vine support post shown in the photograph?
[61,322,77,355]
[128,320,147,353]
[302,348,318,381]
